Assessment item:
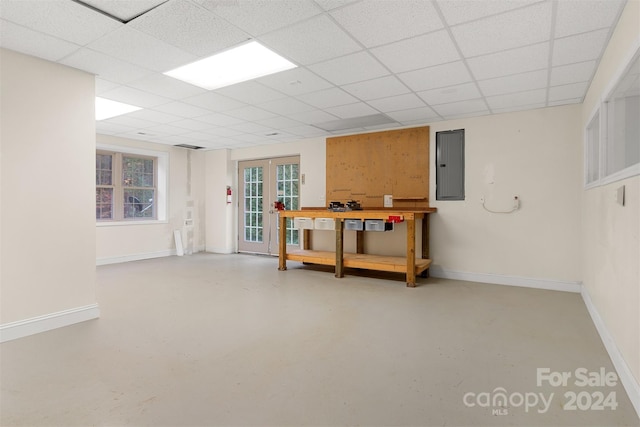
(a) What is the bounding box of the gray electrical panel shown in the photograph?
[436,129,465,200]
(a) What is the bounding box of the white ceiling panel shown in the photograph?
[260,14,361,65]
[82,0,166,21]
[127,74,207,100]
[485,88,547,110]
[283,124,327,137]
[95,121,135,135]
[492,102,546,114]
[224,106,278,121]
[0,19,81,62]
[126,109,182,124]
[550,61,597,86]
[309,51,389,86]
[552,29,610,66]
[256,116,303,129]
[398,61,472,92]
[182,92,246,112]
[205,127,244,138]
[256,67,333,96]
[129,1,250,57]
[478,69,548,96]
[296,87,359,109]
[342,76,410,101]
[548,98,582,106]
[330,0,444,48]
[432,98,488,117]
[101,115,159,129]
[386,106,440,123]
[367,93,427,113]
[153,102,212,118]
[467,42,549,80]
[143,124,190,136]
[548,82,590,102]
[95,78,120,94]
[0,0,122,45]
[436,0,542,26]
[60,48,155,83]
[228,122,274,134]
[192,113,244,127]
[87,26,197,72]
[325,102,379,119]
[417,82,482,105]
[555,0,625,38]
[258,98,316,116]
[371,30,460,74]
[200,0,322,36]
[314,0,359,11]
[451,2,552,58]
[215,81,288,105]
[288,109,340,125]
[100,86,171,108]
[170,118,217,132]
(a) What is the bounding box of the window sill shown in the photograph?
[96,219,169,227]
[584,163,640,190]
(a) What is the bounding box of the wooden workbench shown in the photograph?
[278,209,436,287]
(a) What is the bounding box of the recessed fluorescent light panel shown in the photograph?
[95,97,142,120]
[164,41,297,90]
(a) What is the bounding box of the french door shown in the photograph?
[238,156,300,255]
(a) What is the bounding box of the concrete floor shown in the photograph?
[1,253,638,426]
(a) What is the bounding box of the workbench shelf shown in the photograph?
[278,209,436,287]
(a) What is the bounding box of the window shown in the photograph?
[585,111,600,185]
[96,146,167,223]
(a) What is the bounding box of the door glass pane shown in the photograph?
[276,163,299,245]
[244,166,263,243]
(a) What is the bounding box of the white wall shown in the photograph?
[0,49,96,324]
[580,0,639,388]
[96,135,206,264]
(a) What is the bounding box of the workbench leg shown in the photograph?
[356,230,364,254]
[421,214,430,278]
[278,214,287,271]
[335,219,344,278]
[406,219,416,287]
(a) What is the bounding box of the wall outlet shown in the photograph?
[384,194,393,207]
[513,195,520,210]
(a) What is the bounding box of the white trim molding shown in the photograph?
[0,304,100,343]
[581,286,640,419]
[428,265,582,293]
[96,249,176,266]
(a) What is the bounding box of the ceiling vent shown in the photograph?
[312,114,398,132]
[174,144,204,150]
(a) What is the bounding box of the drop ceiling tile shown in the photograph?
[260,14,361,65]
[258,98,316,115]
[467,42,549,80]
[445,110,491,120]
[143,124,190,136]
[0,19,81,62]
[182,92,246,112]
[436,0,541,26]
[451,2,551,58]
[87,26,198,72]
[228,122,274,134]
[126,109,182,124]
[366,93,427,113]
[200,0,321,36]
[205,127,244,137]
[81,0,166,21]
[550,61,597,86]
[417,82,482,105]
[342,76,410,101]
[0,0,122,45]
[552,29,609,66]
[96,121,136,135]
[256,116,303,129]
[128,1,249,57]
[296,87,359,109]
[548,98,582,107]
[100,86,171,108]
[95,78,120,95]
[432,98,488,116]
[309,51,389,86]
[548,82,590,102]
[60,48,155,83]
[101,115,158,129]
[234,133,269,144]
[555,0,625,38]
[195,113,245,127]
[256,67,333,96]
[127,74,207,100]
[492,102,546,114]
[224,106,278,121]
[398,61,472,92]
[314,0,359,11]
[478,69,548,96]
[325,102,379,119]
[330,0,443,48]
[288,109,339,125]
[386,106,440,123]
[371,30,460,74]
[215,81,287,104]
[153,102,212,118]
[154,134,199,145]
[486,88,547,110]
[171,118,215,132]
[283,124,327,137]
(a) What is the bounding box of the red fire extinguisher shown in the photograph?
[226,186,232,204]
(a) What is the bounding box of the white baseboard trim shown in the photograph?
[581,286,640,419]
[0,304,100,343]
[428,265,582,293]
[205,245,234,254]
[96,249,176,266]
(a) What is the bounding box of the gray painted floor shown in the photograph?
[1,253,638,426]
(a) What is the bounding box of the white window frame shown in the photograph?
[96,144,168,226]
[584,42,640,188]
